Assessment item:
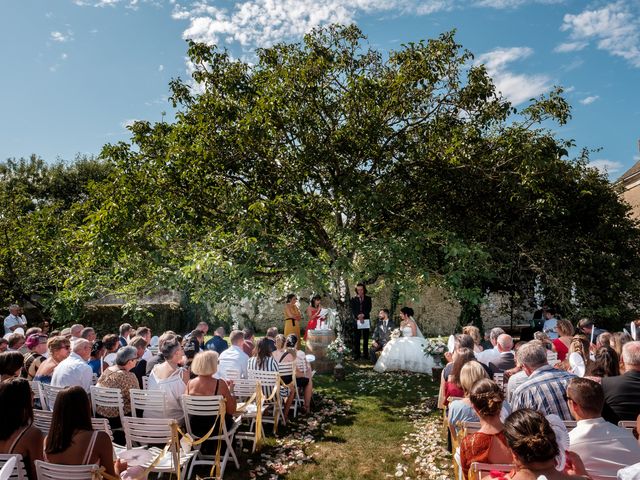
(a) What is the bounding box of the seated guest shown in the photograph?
[445,348,475,403]
[217,330,248,379]
[44,386,127,477]
[0,351,24,382]
[242,327,255,357]
[69,324,84,342]
[145,331,176,374]
[502,409,589,480]
[585,346,619,383]
[577,318,607,345]
[186,330,203,356]
[601,341,640,424]
[96,346,139,420]
[566,377,640,480]
[147,336,189,422]
[595,331,612,349]
[134,327,153,361]
[22,334,48,380]
[0,379,44,479]
[438,334,475,409]
[0,338,7,353]
[185,351,236,453]
[533,331,555,352]
[102,334,120,367]
[448,361,492,435]
[6,333,25,352]
[488,334,515,375]
[34,336,70,384]
[80,327,96,343]
[118,323,132,347]
[264,327,278,353]
[459,379,512,479]
[557,335,593,374]
[511,341,575,420]
[475,328,505,366]
[462,325,483,353]
[51,338,93,393]
[204,327,229,354]
[286,334,313,414]
[128,336,149,387]
[88,340,106,377]
[552,319,574,362]
[248,337,294,419]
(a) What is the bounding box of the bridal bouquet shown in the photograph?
[390,328,402,339]
[327,335,351,365]
[423,337,447,356]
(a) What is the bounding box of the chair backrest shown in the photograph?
[562,420,577,431]
[618,420,636,430]
[91,417,114,441]
[141,376,149,390]
[232,378,258,401]
[181,395,225,438]
[129,388,167,417]
[122,417,174,449]
[28,381,42,408]
[278,362,294,382]
[41,384,66,412]
[547,351,558,365]
[0,454,28,480]
[34,460,99,480]
[90,386,125,420]
[247,369,279,386]
[470,462,514,480]
[462,421,481,435]
[33,410,53,435]
[225,368,241,380]
[492,373,506,392]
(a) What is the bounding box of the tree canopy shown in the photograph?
[3,25,640,333]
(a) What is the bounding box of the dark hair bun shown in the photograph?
[504,409,559,464]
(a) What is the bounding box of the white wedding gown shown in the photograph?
[374,325,435,375]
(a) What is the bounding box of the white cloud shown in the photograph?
[579,95,599,105]
[589,159,623,176]
[475,47,552,105]
[61,53,68,60]
[174,0,451,48]
[158,64,164,71]
[554,40,587,53]
[121,118,138,129]
[51,30,73,42]
[474,0,564,8]
[558,1,640,67]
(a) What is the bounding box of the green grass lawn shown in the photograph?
[207,361,449,480]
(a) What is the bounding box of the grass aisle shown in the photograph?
[217,362,451,480]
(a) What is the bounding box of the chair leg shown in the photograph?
[226,436,240,469]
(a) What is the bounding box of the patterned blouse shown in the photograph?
[96,367,139,417]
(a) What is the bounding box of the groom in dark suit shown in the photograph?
[369,309,396,364]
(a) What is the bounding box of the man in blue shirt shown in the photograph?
[204,326,229,354]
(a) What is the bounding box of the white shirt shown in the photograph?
[104,352,117,367]
[141,348,153,362]
[217,345,249,379]
[507,370,528,402]
[569,417,640,480]
[3,314,26,335]
[475,345,500,366]
[543,317,559,339]
[51,352,94,393]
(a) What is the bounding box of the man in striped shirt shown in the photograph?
[511,341,576,420]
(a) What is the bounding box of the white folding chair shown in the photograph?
[232,378,267,452]
[461,421,481,435]
[130,388,167,418]
[141,376,149,390]
[181,395,241,478]
[224,368,241,381]
[277,362,299,417]
[469,462,514,480]
[91,417,115,442]
[34,461,100,480]
[90,386,125,428]
[0,454,28,480]
[122,417,195,479]
[28,381,43,409]
[547,351,558,366]
[247,370,285,429]
[41,384,66,412]
[33,410,53,435]
[618,420,636,431]
[492,373,506,393]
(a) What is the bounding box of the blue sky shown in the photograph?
[1,0,639,179]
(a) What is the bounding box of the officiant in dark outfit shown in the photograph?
[369,308,395,364]
[350,283,372,360]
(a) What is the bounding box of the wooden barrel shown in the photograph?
[305,330,335,374]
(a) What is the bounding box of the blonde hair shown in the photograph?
[47,336,70,353]
[460,360,488,395]
[275,334,286,350]
[191,351,219,376]
[462,326,482,346]
[556,319,574,337]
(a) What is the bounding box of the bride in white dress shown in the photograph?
[374,306,434,375]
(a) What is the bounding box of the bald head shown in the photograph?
[497,334,513,352]
[70,324,84,338]
[622,341,640,371]
[73,338,92,360]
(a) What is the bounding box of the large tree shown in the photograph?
[70,25,640,339]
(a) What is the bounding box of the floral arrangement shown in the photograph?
[423,337,447,357]
[327,335,351,364]
[390,328,402,339]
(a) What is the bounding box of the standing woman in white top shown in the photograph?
[147,336,189,423]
